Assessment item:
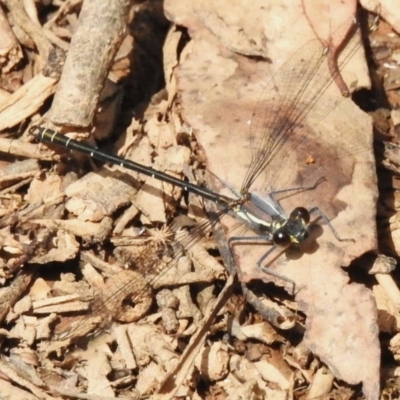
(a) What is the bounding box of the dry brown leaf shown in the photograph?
[78,349,115,397]
[0,159,40,187]
[28,278,51,302]
[25,174,66,203]
[373,284,400,333]
[0,74,57,130]
[196,341,229,381]
[306,367,334,399]
[165,0,380,397]
[372,0,400,32]
[30,230,79,264]
[239,321,280,344]
[0,6,23,73]
[64,171,137,222]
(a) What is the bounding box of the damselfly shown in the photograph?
[30,124,336,298]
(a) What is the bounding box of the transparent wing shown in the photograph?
[55,210,228,340]
[241,11,366,192]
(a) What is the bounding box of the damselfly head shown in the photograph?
[273,229,292,247]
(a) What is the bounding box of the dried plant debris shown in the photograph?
[0,0,400,398]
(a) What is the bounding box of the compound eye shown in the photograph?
[290,207,310,224]
[273,229,291,246]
